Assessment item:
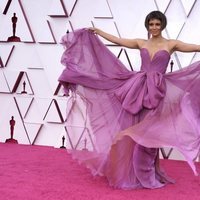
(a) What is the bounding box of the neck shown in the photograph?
[150,34,163,41]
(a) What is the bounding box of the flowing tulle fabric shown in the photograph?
[59,28,200,189]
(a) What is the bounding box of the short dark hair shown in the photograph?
[145,11,167,31]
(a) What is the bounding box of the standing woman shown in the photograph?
[59,11,200,189]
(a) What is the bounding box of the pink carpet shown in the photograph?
[0,143,200,200]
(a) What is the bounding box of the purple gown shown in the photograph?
[59,28,200,189]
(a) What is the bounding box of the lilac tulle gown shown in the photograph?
[59,28,200,189]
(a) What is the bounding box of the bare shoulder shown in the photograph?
[168,39,181,45]
[166,39,179,52]
[136,39,147,48]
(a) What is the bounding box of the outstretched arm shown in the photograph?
[89,27,144,49]
[171,40,200,53]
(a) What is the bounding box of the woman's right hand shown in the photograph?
[88,27,100,35]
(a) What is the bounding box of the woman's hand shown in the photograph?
[88,27,100,35]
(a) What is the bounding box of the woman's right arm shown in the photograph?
[89,28,144,49]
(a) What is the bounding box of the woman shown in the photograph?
[59,11,200,189]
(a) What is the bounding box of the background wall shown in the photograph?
[0,0,200,160]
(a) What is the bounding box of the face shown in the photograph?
[148,19,162,37]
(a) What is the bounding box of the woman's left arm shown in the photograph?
[171,39,200,52]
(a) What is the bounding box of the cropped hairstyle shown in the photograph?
[145,11,167,31]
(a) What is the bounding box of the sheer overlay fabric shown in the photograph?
[59,29,200,189]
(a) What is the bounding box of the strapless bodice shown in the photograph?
[140,48,170,74]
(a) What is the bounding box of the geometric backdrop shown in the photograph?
[0,0,200,161]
